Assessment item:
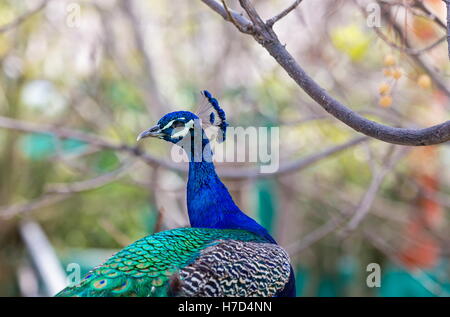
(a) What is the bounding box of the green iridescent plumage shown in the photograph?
[56,228,290,297]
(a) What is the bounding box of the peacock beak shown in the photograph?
[136,125,163,141]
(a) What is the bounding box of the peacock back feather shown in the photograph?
[56,227,291,297]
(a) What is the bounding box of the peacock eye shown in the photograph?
[172,120,185,129]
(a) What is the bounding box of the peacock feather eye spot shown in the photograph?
[112,281,130,293]
[151,277,164,287]
[92,279,108,289]
[106,271,119,278]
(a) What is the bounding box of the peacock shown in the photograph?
[56,90,296,297]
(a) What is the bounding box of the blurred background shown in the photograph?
[0,0,449,297]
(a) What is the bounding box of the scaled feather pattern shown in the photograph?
[56,228,290,297]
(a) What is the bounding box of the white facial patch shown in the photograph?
[161,117,186,132]
[171,119,194,139]
[161,120,175,131]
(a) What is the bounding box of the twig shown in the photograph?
[0,1,48,34]
[444,0,450,60]
[344,146,409,232]
[0,115,368,180]
[363,229,450,296]
[266,0,304,27]
[120,0,168,117]
[412,0,447,30]
[285,145,409,255]
[0,194,71,219]
[221,0,253,33]
[0,115,178,171]
[285,216,345,256]
[202,0,253,33]
[202,0,450,146]
[216,136,369,179]
[373,27,446,56]
[99,218,133,247]
[239,0,266,29]
[377,2,450,98]
[45,161,135,194]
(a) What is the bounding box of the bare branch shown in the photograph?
[99,218,133,247]
[444,0,450,60]
[239,0,266,28]
[0,116,117,149]
[376,2,450,98]
[221,0,253,34]
[266,0,304,27]
[0,194,71,219]
[0,1,48,34]
[45,161,135,194]
[202,0,450,146]
[202,0,253,33]
[215,136,368,179]
[0,115,178,170]
[120,0,168,117]
[363,229,450,296]
[0,115,367,180]
[372,25,446,56]
[344,146,409,232]
[412,0,447,30]
[285,216,345,256]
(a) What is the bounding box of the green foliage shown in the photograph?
[105,80,144,112]
[19,133,87,160]
[331,24,371,61]
[255,179,277,235]
[20,133,55,160]
[379,262,450,297]
[89,150,120,173]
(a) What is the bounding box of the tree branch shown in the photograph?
[266,0,304,27]
[0,1,48,34]
[202,0,253,33]
[444,0,450,60]
[45,161,135,194]
[0,115,367,181]
[343,146,409,233]
[120,0,169,117]
[285,216,345,256]
[0,194,71,219]
[201,0,450,146]
[221,0,253,33]
[378,2,450,99]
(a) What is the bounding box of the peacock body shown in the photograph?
[56,91,295,297]
[56,228,291,297]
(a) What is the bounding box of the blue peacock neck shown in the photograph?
[182,132,275,243]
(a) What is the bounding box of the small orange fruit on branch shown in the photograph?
[379,95,393,107]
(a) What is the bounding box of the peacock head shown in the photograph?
[137,90,228,147]
[137,110,200,144]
